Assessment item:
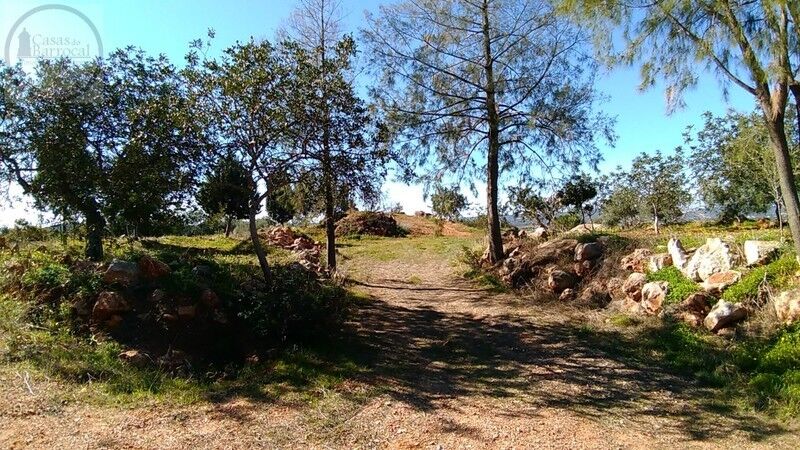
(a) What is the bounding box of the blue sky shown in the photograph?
[0,0,758,225]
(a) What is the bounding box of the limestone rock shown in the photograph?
[91,291,130,325]
[641,281,668,315]
[648,253,673,272]
[575,242,603,262]
[621,249,652,272]
[532,227,548,240]
[559,288,576,301]
[684,238,741,282]
[547,270,576,294]
[103,259,140,286]
[744,240,781,266]
[138,255,171,280]
[622,272,647,302]
[774,290,800,325]
[674,292,713,328]
[704,300,747,332]
[119,350,149,367]
[702,270,741,295]
[668,238,689,270]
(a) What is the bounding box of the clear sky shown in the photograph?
[0,0,758,226]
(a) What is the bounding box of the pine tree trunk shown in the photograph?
[248,198,272,284]
[763,111,800,258]
[790,84,800,147]
[84,204,105,261]
[481,0,504,264]
[324,168,337,272]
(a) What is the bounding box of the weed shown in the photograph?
[647,266,700,304]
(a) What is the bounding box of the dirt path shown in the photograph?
[2,253,798,449]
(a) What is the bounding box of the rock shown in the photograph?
[702,270,741,295]
[684,238,741,282]
[648,253,673,272]
[674,293,713,327]
[518,230,528,239]
[177,305,197,320]
[744,240,781,266]
[704,300,747,332]
[530,238,579,267]
[573,260,595,278]
[640,281,669,315]
[192,265,213,278]
[622,272,647,302]
[119,350,149,367]
[335,212,401,237]
[575,242,603,262]
[157,349,189,371]
[200,289,220,308]
[668,238,689,270]
[606,277,626,301]
[621,249,653,272]
[774,290,800,325]
[547,270,576,294]
[567,223,605,234]
[91,291,130,324]
[103,259,140,286]
[559,288,576,301]
[531,227,549,240]
[578,280,611,306]
[138,255,171,280]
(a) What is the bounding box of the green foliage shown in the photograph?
[558,174,598,222]
[602,150,690,229]
[646,266,700,305]
[233,265,351,344]
[431,185,468,221]
[686,110,800,222]
[722,252,798,304]
[600,185,640,228]
[198,153,251,230]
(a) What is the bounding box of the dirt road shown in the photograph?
[1,252,797,449]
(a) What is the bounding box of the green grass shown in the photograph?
[340,234,481,263]
[646,266,701,304]
[0,232,368,406]
[723,251,798,304]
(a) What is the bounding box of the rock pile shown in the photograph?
[335,212,401,237]
[263,226,324,273]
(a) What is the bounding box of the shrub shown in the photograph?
[646,266,700,304]
[234,265,351,345]
[723,251,798,304]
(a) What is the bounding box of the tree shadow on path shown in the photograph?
[341,282,789,444]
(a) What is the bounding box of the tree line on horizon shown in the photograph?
[1,0,800,283]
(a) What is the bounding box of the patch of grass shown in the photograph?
[407,275,422,285]
[647,266,700,304]
[608,314,640,327]
[723,251,798,304]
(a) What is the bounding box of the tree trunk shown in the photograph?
[84,203,105,261]
[763,111,800,258]
[652,204,660,235]
[323,166,337,272]
[224,216,233,237]
[248,197,272,284]
[790,84,800,147]
[481,0,504,264]
[776,200,784,242]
